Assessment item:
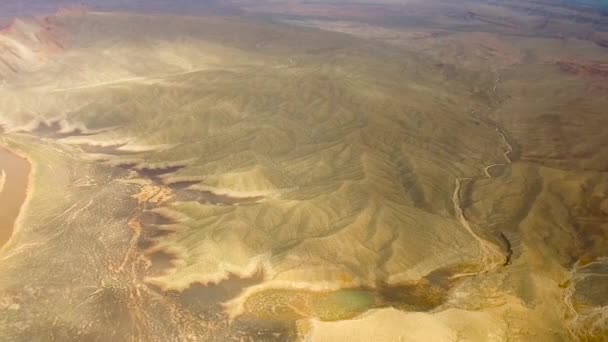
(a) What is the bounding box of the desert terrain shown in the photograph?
[0,1,607,341]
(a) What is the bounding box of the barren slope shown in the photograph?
[0,2,606,341]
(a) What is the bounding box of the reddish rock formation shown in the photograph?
[555,59,608,78]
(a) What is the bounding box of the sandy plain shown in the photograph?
[0,1,607,341]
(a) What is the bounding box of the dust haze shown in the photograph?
[0,0,607,341]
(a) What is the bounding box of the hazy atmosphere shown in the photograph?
[1,0,607,341]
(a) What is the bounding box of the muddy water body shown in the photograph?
[0,146,30,250]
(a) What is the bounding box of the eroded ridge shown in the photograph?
[1,4,605,340]
[5,122,291,340]
[563,258,608,339]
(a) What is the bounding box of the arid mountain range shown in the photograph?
[0,1,607,341]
